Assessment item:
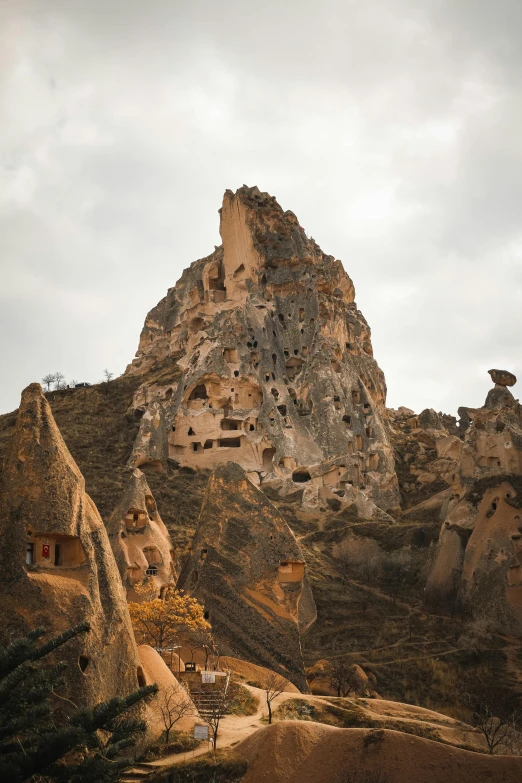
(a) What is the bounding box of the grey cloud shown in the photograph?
[0,0,521,416]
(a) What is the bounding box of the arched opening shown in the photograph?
[189,384,208,401]
[262,448,276,471]
[79,655,89,673]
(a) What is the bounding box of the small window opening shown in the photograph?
[137,667,146,687]
[54,544,62,566]
[219,437,241,448]
[188,426,195,436]
[79,656,89,673]
[189,384,208,401]
[204,440,213,449]
[145,565,158,576]
[26,542,34,565]
[292,469,311,483]
[342,415,351,426]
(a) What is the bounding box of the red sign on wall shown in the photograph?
[42,543,50,559]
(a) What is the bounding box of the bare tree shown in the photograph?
[42,373,56,391]
[54,371,66,390]
[103,369,114,383]
[159,683,194,746]
[329,659,366,698]
[262,670,289,724]
[332,537,382,584]
[457,617,492,660]
[462,686,522,754]
[204,681,236,749]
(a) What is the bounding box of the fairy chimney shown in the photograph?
[0,384,146,707]
[108,468,177,600]
[125,186,399,514]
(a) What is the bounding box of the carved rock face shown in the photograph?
[177,461,316,690]
[426,374,522,630]
[0,384,143,708]
[108,468,176,600]
[126,186,399,512]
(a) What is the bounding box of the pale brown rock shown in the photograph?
[0,383,143,708]
[126,186,399,513]
[177,461,316,690]
[426,371,522,630]
[488,368,517,387]
[108,468,177,600]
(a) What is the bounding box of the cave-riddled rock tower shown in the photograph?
[126,186,399,512]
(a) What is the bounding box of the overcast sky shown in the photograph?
[1,0,521,416]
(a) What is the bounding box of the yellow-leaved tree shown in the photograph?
[128,585,210,650]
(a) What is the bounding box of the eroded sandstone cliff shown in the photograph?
[125,186,399,514]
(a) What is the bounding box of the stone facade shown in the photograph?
[177,461,316,691]
[126,186,399,513]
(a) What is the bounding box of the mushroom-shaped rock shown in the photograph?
[177,461,316,690]
[0,384,143,709]
[108,468,176,600]
[488,368,517,387]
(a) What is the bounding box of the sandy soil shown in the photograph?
[238,721,522,783]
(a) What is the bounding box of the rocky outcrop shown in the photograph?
[177,461,316,690]
[108,468,176,600]
[126,186,399,514]
[426,371,522,630]
[387,406,460,512]
[0,383,144,708]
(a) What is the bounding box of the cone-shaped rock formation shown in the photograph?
[126,185,399,513]
[108,468,176,600]
[177,461,316,690]
[0,383,145,707]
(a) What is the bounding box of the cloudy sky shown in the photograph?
[1,1,521,416]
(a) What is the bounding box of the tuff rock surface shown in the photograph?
[177,461,316,690]
[108,468,177,600]
[426,372,522,631]
[126,186,399,514]
[0,383,143,707]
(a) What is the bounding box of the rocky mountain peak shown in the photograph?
[125,187,399,513]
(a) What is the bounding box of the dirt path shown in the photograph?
[148,685,278,768]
